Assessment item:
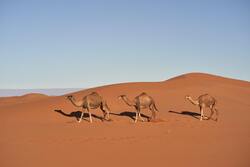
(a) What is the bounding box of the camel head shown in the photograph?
[185,95,191,100]
[66,95,73,100]
[118,95,126,100]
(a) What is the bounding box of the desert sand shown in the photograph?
[0,73,250,167]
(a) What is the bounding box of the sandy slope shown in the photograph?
[0,93,48,107]
[0,73,250,167]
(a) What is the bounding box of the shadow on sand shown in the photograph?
[168,110,201,120]
[110,111,150,121]
[54,109,104,122]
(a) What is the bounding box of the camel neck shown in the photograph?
[121,96,134,106]
[68,97,83,107]
[188,97,199,106]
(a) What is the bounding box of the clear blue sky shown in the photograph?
[0,0,249,89]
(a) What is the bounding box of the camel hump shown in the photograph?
[140,92,147,96]
[90,92,99,95]
[199,93,209,98]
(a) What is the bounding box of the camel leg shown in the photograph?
[87,108,93,123]
[138,108,144,122]
[148,105,156,121]
[139,113,144,122]
[101,104,110,121]
[89,113,93,123]
[151,107,156,120]
[200,107,204,121]
[149,107,153,120]
[149,111,154,121]
[134,109,139,123]
[78,112,83,123]
[78,108,85,123]
[214,108,219,122]
[101,108,106,121]
[104,111,110,121]
[208,107,214,120]
[134,112,138,123]
[103,110,110,121]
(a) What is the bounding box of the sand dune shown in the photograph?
[0,73,250,167]
[0,88,83,97]
[0,93,48,107]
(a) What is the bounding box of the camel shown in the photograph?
[66,92,111,123]
[118,92,159,122]
[185,94,219,121]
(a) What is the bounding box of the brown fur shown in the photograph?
[118,92,158,122]
[67,92,111,123]
[186,94,219,121]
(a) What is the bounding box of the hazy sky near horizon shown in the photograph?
[0,0,249,89]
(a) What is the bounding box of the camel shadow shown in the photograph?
[110,111,150,121]
[168,110,200,120]
[54,109,104,122]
